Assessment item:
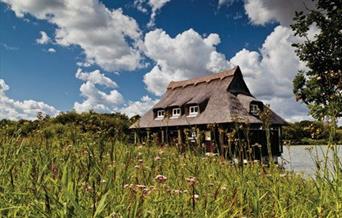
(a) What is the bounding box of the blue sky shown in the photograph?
[0,0,314,121]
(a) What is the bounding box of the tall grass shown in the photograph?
[0,132,341,217]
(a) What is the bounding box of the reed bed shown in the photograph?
[0,134,341,217]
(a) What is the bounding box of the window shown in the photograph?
[189,105,199,116]
[172,108,181,117]
[250,104,259,115]
[156,110,164,118]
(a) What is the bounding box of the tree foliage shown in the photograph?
[0,111,133,142]
[291,0,342,120]
[283,120,342,145]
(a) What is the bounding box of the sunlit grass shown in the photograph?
[0,134,341,217]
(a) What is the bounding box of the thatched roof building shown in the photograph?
[131,66,286,129]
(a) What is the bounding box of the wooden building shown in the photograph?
[130,66,287,162]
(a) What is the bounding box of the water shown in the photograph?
[281,145,342,177]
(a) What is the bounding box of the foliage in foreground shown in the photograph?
[0,133,341,217]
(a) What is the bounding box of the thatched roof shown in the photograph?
[131,66,286,129]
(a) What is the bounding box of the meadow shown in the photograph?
[0,113,341,217]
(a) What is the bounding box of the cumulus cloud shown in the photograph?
[75,68,118,88]
[134,0,171,27]
[74,68,158,117]
[244,0,316,26]
[120,95,159,117]
[74,69,124,113]
[0,79,59,120]
[230,25,310,120]
[143,28,231,95]
[2,0,143,71]
[36,31,50,44]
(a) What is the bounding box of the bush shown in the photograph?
[283,120,332,145]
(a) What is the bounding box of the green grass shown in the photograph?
[0,134,341,217]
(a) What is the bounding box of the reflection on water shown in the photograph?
[281,145,342,177]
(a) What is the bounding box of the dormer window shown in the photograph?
[189,105,199,116]
[156,110,165,119]
[250,104,260,115]
[172,108,181,118]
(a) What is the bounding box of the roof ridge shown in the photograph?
[167,66,238,90]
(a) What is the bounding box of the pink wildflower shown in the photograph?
[155,175,167,183]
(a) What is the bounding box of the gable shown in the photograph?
[227,67,252,96]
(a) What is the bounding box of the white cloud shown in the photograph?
[148,0,170,11]
[244,0,316,26]
[0,79,59,120]
[134,0,148,13]
[230,25,310,121]
[74,69,124,113]
[36,31,50,44]
[2,0,143,71]
[148,0,170,27]
[134,0,171,27]
[47,48,56,53]
[74,69,159,117]
[0,79,10,95]
[75,68,117,88]
[120,95,159,117]
[264,97,310,122]
[218,0,237,8]
[143,28,231,95]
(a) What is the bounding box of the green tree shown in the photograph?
[291,0,341,123]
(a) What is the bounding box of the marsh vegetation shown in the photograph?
[0,112,341,217]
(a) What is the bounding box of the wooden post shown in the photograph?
[219,128,224,157]
[278,126,283,153]
[178,128,183,144]
[147,128,151,145]
[161,129,165,144]
[134,131,137,144]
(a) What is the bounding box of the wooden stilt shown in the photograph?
[177,128,182,144]
[278,126,283,153]
[161,129,165,144]
[219,128,224,156]
[147,128,151,145]
[134,131,137,144]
